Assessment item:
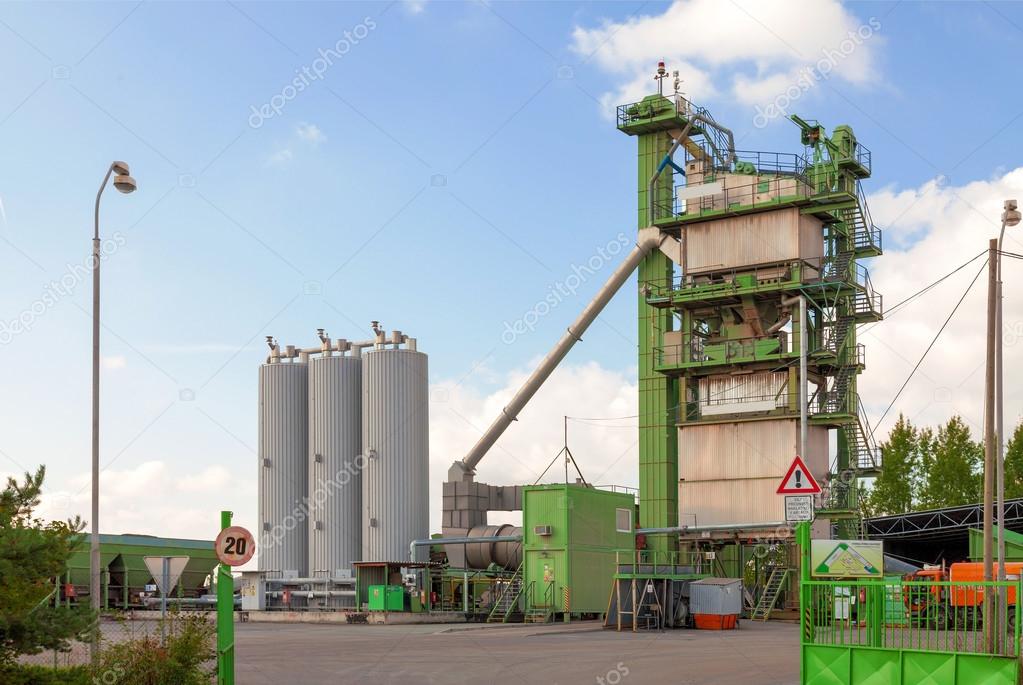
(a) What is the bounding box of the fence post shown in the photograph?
[217,511,234,685]
[798,521,812,685]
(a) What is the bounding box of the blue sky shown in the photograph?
[2,0,1022,540]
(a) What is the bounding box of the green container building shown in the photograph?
[522,484,636,618]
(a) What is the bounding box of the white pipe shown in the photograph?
[457,228,667,476]
[782,295,807,457]
[638,521,789,535]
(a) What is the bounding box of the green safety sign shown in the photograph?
[810,540,883,578]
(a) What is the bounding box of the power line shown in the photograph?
[873,256,989,433]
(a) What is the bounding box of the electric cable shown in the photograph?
[872,256,988,434]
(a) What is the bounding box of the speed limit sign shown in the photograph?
[215,525,255,566]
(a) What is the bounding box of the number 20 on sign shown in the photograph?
[215,525,255,567]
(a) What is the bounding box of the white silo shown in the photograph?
[258,358,309,577]
[308,345,362,579]
[361,337,429,562]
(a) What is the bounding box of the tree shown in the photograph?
[0,466,94,664]
[1004,421,1023,499]
[868,414,918,515]
[916,416,983,509]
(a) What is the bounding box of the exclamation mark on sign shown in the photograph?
[795,470,802,489]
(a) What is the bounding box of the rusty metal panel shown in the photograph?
[679,478,788,527]
[678,418,828,481]
[685,207,824,274]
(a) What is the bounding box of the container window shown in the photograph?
[616,508,632,533]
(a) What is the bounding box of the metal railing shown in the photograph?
[617,94,713,130]
[672,172,813,218]
[804,579,1021,657]
[851,140,872,175]
[654,332,793,369]
[614,549,709,575]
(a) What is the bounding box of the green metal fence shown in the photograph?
[801,578,1022,685]
[795,522,1023,684]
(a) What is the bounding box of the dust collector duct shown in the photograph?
[465,524,522,570]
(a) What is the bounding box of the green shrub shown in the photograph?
[94,615,216,685]
[0,664,91,685]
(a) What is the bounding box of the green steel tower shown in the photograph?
[618,75,882,557]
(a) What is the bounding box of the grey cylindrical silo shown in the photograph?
[308,355,361,579]
[362,348,429,562]
[258,361,309,577]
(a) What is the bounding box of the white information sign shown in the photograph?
[784,495,815,522]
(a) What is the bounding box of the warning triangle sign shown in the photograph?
[143,556,190,596]
[776,455,821,494]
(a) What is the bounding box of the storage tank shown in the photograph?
[362,346,429,562]
[258,360,309,577]
[308,353,362,579]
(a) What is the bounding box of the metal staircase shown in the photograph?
[523,581,556,624]
[844,182,883,258]
[485,564,524,623]
[752,566,789,621]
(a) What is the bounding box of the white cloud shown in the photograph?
[177,464,233,493]
[429,361,638,529]
[266,123,326,165]
[102,355,127,370]
[861,167,1023,442]
[402,0,427,15]
[295,122,326,145]
[267,147,293,166]
[571,0,882,114]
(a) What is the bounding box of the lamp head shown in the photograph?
[113,175,137,194]
[1004,199,1021,228]
[111,161,130,176]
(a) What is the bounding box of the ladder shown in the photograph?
[752,567,789,621]
[485,564,524,623]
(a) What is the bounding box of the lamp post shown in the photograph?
[90,161,136,662]
[996,199,1020,650]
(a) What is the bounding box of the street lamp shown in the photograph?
[90,161,136,661]
[997,200,1019,568]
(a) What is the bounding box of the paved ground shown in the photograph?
[235,619,799,685]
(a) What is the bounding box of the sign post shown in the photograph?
[215,512,255,685]
[142,555,189,644]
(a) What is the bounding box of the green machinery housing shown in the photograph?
[520,484,636,620]
[62,533,218,609]
[617,88,883,578]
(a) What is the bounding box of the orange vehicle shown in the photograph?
[906,562,1023,629]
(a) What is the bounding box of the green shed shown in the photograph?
[968,527,1023,562]
[522,484,636,619]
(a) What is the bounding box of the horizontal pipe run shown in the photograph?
[638,521,790,535]
[408,535,522,562]
[263,577,355,585]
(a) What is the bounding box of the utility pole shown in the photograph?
[984,237,998,651]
